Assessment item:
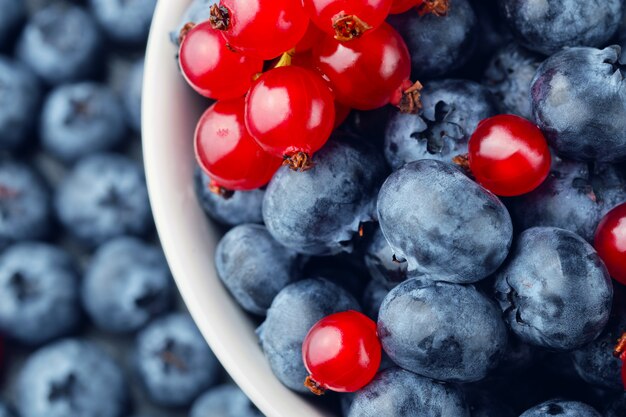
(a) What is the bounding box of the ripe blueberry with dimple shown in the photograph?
[0,243,80,345]
[82,237,172,333]
[55,153,152,247]
[377,160,512,284]
[41,82,127,162]
[531,46,626,162]
[384,79,498,170]
[364,227,408,289]
[88,0,157,46]
[135,313,220,407]
[257,278,359,393]
[16,339,127,417]
[263,136,387,256]
[378,278,508,382]
[190,385,263,417]
[519,400,602,417]
[216,224,300,315]
[494,227,613,351]
[499,0,623,56]
[347,367,470,417]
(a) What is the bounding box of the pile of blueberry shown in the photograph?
[178,0,626,416]
[0,1,261,417]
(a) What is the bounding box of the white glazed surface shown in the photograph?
[143,2,334,417]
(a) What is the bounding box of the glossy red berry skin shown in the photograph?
[334,102,351,129]
[594,203,626,285]
[468,114,551,197]
[215,0,309,60]
[390,0,418,14]
[312,23,411,110]
[302,310,381,394]
[195,98,282,191]
[304,0,392,40]
[295,22,326,53]
[245,66,335,159]
[179,21,263,100]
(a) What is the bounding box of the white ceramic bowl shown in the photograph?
[143,2,334,417]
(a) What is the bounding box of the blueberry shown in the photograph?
[494,227,613,351]
[519,400,602,417]
[490,333,539,376]
[0,0,24,49]
[170,0,217,45]
[16,339,127,417]
[190,385,262,417]
[364,226,408,288]
[483,43,543,119]
[531,45,626,162]
[508,158,626,242]
[216,224,300,316]
[195,167,264,227]
[55,153,152,247]
[347,367,470,417]
[499,0,622,56]
[263,136,387,256]
[123,59,144,133]
[0,403,13,417]
[17,3,102,85]
[388,0,478,79]
[362,279,389,321]
[384,79,498,170]
[0,161,51,248]
[0,242,79,345]
[82,237,172,333]
[41,83,127,162]
[88,0,156,46]
[0,56,41,150]
[606,394,626,417]
[135,313,220,407]
[378,279,507,383]
[258,278,359,393]
[377,160,512,284]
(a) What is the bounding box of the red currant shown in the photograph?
[302,311,381,394]
[195,98,282,191]
[303,0,392,41]
[594,203,626,285]
[467,114,551,197]
[179,21,263,100]
[312,23,420,112]
[209,0,309,60]
[245,66,335,170]
[390,0,418,14]
[295,21,326,53]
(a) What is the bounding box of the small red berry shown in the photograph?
[594,203,626,285]
[245,66,335,170]
[467,114,551,197]
[294,21,326,53]
[179,21,263,100]
[302,310,381,394]
[209,0,309,60]
[195,98,282,191]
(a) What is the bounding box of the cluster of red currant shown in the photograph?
[178,0,446,193]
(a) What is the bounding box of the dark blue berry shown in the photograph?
[362,279,389,321]
[16,339,127,417]
[388,0,477,79]
[531,45,626,162]
[41,83,127,162]
[135,313,220,407]
[263,136,387,256]
[0,56,40,150]
[17,4,102,85]
[216,224,300,315]
[0,242,80,345]
[195,167,264,227]
[364,227,408,289]
[499,0,622,56]
[494,227,613,351]
[123,58,143,133]
[258,278,359,393]
[0,0,24,50]
[606,394,626,417]
[82,237,172,333]
[377,160,512,284]
[0,403,13,417]
[190,385,262,417]
[378,278,508,382]
[519,400,602,417]
[384,79,498,170]
[88,0,156,46]
[55,154,152,247]
[347,367,470,417]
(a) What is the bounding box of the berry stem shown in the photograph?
[390,80,423,114]
[304,375,327,396]
[274,49,296,69]
[178,22,196,45]
[452,153,470,171]
[283,152,315,172]
[416,0,450,16]
[332,13,372,42]
[209,4,231,31]
[208,180,235,199]
[615,333,626,390]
